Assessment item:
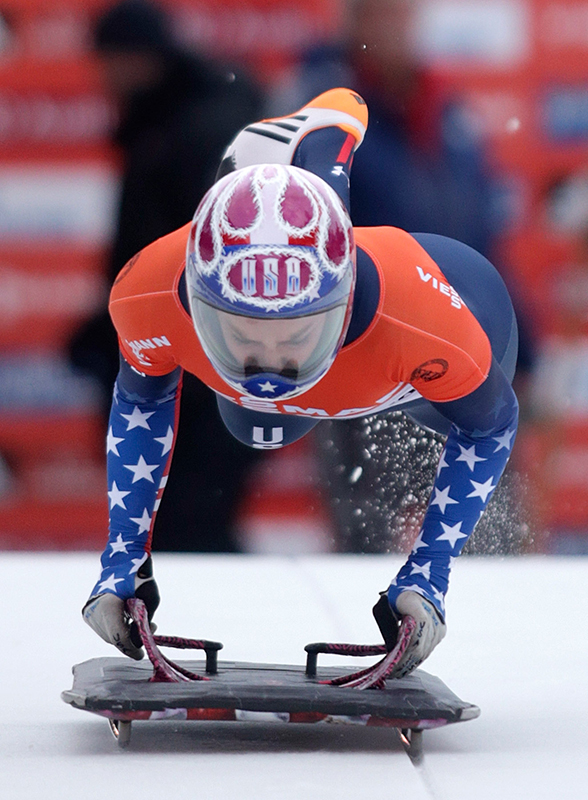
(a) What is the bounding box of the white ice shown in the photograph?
[1,551,587,799]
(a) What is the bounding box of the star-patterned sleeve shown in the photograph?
[90,359,182,600]
[387,359,519,620]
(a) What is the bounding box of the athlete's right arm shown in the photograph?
[82,356,182,659]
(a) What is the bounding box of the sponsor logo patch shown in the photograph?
[410,359,449,382]
[126,335,172,366]
[416,266,463,309]
[114,252,142,286]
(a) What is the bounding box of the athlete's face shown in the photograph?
[219,314,326,378]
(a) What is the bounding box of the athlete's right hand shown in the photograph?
[373,589,446,677]
[82,557,160,660]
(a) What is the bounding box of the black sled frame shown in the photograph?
[63,600,479,761]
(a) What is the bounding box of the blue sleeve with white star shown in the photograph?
[388,359,519,620]
[90,360,181,600]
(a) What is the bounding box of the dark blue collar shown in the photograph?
[343,246,380,345]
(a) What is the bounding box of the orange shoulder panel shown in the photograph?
[353,227,492,403]
[109,224,195,376]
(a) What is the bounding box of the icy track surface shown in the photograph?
[2,552,587,800]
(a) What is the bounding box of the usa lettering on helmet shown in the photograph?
[227,250,315,307]
[263,258,279,296]
[236,255,305,299]
[241,259,256,296]
[286,258,301,295]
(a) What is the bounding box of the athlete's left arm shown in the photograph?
[89,357,182,604]
[387,358,519,620]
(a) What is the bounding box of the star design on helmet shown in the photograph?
[258,381,278,393]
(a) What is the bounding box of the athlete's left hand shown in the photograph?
[373,590,446,678]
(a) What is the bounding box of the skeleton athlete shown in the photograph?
[83,89,518,677]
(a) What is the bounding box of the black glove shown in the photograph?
[373,591,400,651]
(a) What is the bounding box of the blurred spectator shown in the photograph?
[272,0,496,248]
[271,0,534,553]
[69,0,263,553]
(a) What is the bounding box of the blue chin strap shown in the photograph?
[240,372,301,399]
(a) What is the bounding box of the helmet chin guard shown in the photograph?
[186,164,355,400]
[240,372,302,400]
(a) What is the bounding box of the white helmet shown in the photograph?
[186,164,356,400]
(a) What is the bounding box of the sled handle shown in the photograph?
[154,636,223,675]
[304,642,386,677]
[127,598,223,681]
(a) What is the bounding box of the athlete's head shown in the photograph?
[186,164,356,400]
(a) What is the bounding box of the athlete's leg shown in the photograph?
[216,88,367,210]
[401,234,518,435]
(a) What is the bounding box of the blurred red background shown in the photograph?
[1,0,588,552]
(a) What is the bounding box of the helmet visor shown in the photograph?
[193,298,348,392]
